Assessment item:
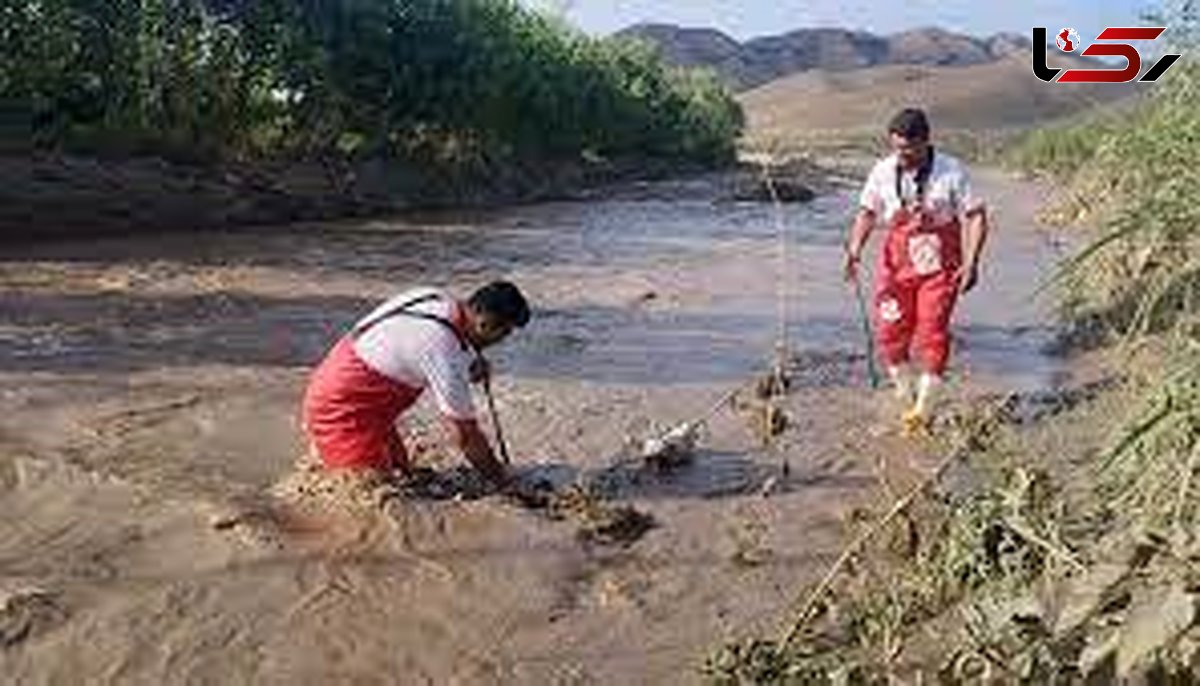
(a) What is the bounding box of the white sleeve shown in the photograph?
[415,341,477,421]
[858,162,887,215]
[952,163,985,216]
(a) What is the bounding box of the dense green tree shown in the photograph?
[0,0,743,165]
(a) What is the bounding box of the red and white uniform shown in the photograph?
[302,288,477,470]
[859,151,984,375]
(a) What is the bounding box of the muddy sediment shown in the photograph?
[0,167,1071,682]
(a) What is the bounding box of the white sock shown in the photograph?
[914,373,941,416]
[888,364,914,402]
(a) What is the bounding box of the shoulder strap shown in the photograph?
[895,147,936,207]
[351,293,473,352]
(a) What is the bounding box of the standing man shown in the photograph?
[843,108,989,434]
[302,281,530,487]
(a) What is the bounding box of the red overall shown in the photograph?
[301,336,422,471]
[302,295,475,471]
[874,205,963,376]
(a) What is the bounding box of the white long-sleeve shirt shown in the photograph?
[351,288,477,420]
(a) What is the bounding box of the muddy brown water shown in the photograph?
[0,169,1071,683]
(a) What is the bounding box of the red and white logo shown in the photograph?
[1055,27,1080,52]
[1033,26,1183,83]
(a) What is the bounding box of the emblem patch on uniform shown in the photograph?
[907,233,943,276]
[879,297,903,323]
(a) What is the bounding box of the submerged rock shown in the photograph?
[727,156,833,203]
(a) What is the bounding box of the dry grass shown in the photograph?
[704,380,1200,683]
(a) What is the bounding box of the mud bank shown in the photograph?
[2,154,836,243]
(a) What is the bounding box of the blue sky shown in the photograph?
[522,0,1160,42]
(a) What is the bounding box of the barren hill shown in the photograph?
[738,53,1137,145]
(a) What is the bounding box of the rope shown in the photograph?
[759,154,792,373]
[495,150,802,478]
[614,150,797,454]
[742,153,792,457]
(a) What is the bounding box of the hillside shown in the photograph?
[737,53,1137,145]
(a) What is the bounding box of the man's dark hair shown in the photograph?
[469,281,531,327]
[888,108,931,140]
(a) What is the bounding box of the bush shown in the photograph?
[0,0,743,167]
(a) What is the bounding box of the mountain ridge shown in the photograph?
[613,24,1036,90]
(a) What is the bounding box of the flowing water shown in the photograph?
[0,168,1070,684]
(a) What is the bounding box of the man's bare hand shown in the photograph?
[453,418,509,487]
[843,209,875,285]
[842,251,861,284]
[472,446,511,490]
[469,357,491,385]
[955,263,979,294]
[958,209,988,295]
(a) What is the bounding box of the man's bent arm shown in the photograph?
[962,208,988,271]
[844,208,877,280]
[450,418,509,487]
[957,207,989,293]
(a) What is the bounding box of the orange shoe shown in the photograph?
[901,407,932,438]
